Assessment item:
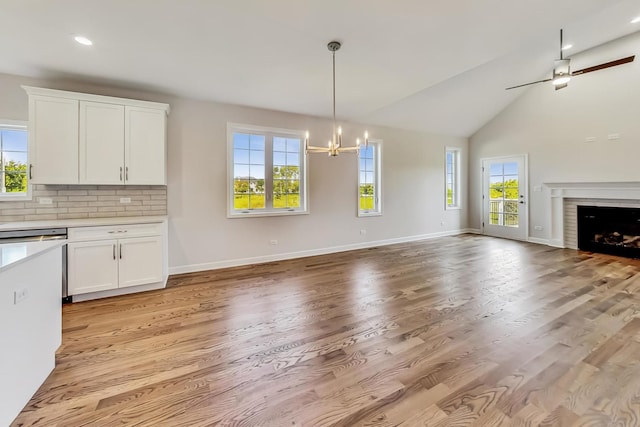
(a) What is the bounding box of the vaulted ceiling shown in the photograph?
[1,0,639,137]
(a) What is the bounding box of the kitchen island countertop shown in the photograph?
[0,240,65,274]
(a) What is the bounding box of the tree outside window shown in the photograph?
[1,126,28,195]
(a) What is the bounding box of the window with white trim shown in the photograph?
[358,141,382,216]
[0,121,29,200]
[228,123,307,217]
[445,148,460,209]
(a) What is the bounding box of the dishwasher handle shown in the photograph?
[0,235,67,243]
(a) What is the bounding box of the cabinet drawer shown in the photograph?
[69,223,163,241]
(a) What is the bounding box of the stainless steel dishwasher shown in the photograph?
[0,228,69,302]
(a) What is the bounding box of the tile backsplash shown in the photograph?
[0,185,167,223]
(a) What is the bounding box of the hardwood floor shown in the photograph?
[12,234,640,426]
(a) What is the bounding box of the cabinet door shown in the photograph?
[79,101,125,184]
[28,95,79,184]
[118,236,163,288]
[68,240,119,295]
[125,106,166,185]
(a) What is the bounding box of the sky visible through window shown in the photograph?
[359,145,375,211]
[1,128,28,194]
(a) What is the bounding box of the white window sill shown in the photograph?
[0,194,32,202]
[358,211,382,217]
[227,209,309,219]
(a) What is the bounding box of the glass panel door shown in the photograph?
[483,156,527,241]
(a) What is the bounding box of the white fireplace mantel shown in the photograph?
[543,182,640,248]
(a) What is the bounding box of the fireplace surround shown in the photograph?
[544,182,640,248]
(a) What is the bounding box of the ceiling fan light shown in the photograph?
[74,35,93,46]
[552,76,571,86]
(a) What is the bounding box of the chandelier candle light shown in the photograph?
[305,41,369,156]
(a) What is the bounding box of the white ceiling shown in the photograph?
[1,0,639,137]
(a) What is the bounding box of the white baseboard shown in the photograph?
[463,228,483,234]
[527,237,550,245]
[72,280,166,302]
[169,229,471,275]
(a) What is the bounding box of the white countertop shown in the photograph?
[0,240,66,273]
[0,215,167,232]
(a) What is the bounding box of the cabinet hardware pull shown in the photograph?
[29,164,33,180]
[125,166,129,181]
[119,244,122,259]
[113,244,116,260]
[108,230,128,234]
[120,167,123,181]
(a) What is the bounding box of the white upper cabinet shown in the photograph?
[79,101,125,184]
[125,106,167,185]
[28,95,79,184]
[23,86,170,186]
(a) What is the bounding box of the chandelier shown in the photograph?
[305,41,369,156]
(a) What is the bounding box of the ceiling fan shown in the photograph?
[506,29,635,91]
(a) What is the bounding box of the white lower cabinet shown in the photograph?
[118,236,163,288]
[68,223,166,298]
[68,239,119,295]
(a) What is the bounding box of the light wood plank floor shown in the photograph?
[12,234,640,426]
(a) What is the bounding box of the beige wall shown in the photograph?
[469,31,640,241]
[0,73,469,272]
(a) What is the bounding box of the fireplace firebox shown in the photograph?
[577,205,640,258]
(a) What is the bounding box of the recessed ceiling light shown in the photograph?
[631,16,640,24]
[74,35,93,46]
[562,44,573,50]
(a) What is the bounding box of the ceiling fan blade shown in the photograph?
[571,55,635,76]
[505,78,552,90]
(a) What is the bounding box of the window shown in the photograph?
[228,123,307,217]
[358,141,382,216]
[445,148,460,209]
[1,121,29,200]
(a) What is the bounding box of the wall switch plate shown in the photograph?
[533,186,542,192]
[14,288,29,304]
[534,225,543,231]
[39,197,53,205]
[585,137,596,143]
[360,229,367,235]
[119,197,131,204]
[269,239,278,245]
[608,133,620,140]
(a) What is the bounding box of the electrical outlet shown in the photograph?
[533,186,542,192]
[608,133,620,140]
[14,288,29,304]
[119,197,131,204]
[360,229,367,235]
[534,225,543,231]
[39,197,53,205]
[585,136,596,143]
[269,239,278,245]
